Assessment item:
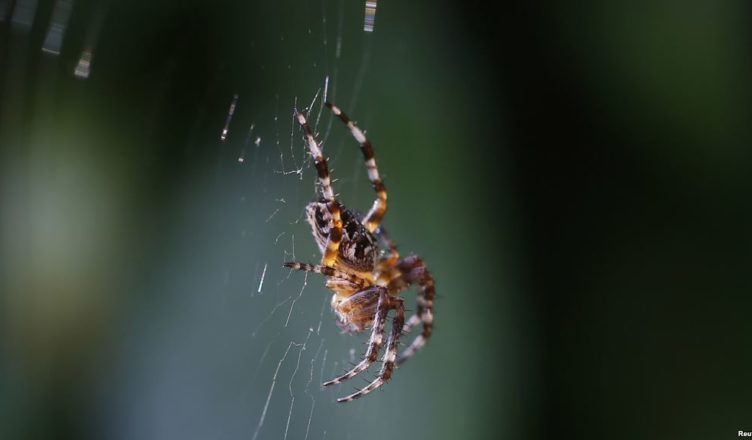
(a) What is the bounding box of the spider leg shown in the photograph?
[283,262,365,286]
[324,287,390,387]
[386,256,435,366]
[374,226,400,277]
[336,297,405,402]
[325,102,387,234]
[296,111,343,267]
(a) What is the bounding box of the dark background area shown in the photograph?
[486,3,752,439]
[2,1,751,439]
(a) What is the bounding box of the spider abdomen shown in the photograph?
[330,287,383,333]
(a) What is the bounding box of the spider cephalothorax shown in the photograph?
[284,102,435,402]
[305,201,378,274]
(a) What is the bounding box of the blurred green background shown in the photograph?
[1,1,751,439]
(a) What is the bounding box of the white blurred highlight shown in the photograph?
[74,48,93,79]
[363,0,377,32]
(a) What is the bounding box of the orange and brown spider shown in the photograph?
[284,102,435,402]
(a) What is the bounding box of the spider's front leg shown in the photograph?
[296,111,343,266]
[326,102,387,234]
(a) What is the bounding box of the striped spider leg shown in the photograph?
[325,101,387,234]
[295,110,343,267]
[374,229,434,365]
[388,256,435,365]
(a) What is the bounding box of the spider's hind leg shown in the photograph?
[325,102,387,234]
[336,296,405,403]
[324,287,391,387]
[386,256,435,366]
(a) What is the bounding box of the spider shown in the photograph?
[284,102,435,402]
